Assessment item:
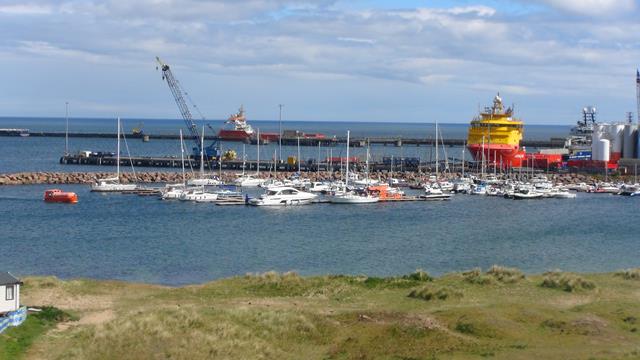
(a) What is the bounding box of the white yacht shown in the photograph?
[247,186,317,206]
[421,185,452,201]
[512,187,543,200]
[188,177,222,186]
[161,184,190,200]
[308,182,331,193]
[329,192,380,204]
[195,189,242,203]
[91,118,138,192]
[234,175,265,187]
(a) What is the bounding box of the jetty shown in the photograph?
[59,153,470,172]
[5,131,565,148]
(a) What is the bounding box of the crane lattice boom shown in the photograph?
[156,57,201,144]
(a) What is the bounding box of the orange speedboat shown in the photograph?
[367,184,404,201]
[44,189,78,204]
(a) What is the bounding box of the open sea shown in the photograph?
[2,117,639,286]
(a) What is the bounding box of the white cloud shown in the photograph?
[537,0,635,16]
[0,0,639,121]
[0,4,52,15]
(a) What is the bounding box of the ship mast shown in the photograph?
[636,69,640,126]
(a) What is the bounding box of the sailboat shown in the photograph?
[162,130,190,200]
[353,142,379,186]
[423,119,451,200]
[91,118,138,192]
[234,132,266,187]
[329,131,379,204]
[187,126,222,186]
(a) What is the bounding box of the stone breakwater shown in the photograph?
[0,171,612,186]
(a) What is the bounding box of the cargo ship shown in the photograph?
[467,94,525,168]
[218,106,288,142]
[218,106,255,141]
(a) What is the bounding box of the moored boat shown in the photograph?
[44,189,78,203]
[247,186,316,206]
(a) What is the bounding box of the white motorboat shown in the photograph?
[195,189,243,203]
[161,185,189,200]
[308,182,331,192]
[353,178,380,186]
[512,188,543,200]
[329,192,380,204]
[187,177,222,186]
[470,184,487,195]
[548,190,577,199]
[248,186,317,206]
[91,118,138,192]
[259,178,285,189]
[234,175,265,187]
[421,185,452,201]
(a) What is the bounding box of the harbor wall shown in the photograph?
[0,170,615,186]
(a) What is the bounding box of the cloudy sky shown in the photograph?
[0,0,639,124]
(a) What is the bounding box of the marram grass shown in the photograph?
[10,268,640,360]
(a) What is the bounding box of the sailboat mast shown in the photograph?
[116,118,121,180]
[317,141,321,175]
[257,129,260,176]
[200,125,205,177]
[345,130,350,188]
[366,140,370,182]
[297,135,301,173]
[180,130,186,185]
[65,102,69,156]
[242,144,246,176]
[435,120,439,178]
[462,141,465,178]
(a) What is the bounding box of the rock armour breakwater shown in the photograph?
[0,171,609,186]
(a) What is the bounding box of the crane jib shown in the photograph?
[157,57,220,159]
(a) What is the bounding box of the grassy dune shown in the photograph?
[5,268,640,359]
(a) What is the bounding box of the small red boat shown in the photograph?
[44,189,78,204]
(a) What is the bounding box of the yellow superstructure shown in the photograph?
[467,94,523,147]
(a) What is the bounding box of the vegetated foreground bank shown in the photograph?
[4,268,640,360]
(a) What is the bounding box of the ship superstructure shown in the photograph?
[467,94,525,168]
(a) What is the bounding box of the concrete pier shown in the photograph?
[5,131,565,148]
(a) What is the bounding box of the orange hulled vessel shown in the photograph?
[467,94,525,168]
[43,189,78,203]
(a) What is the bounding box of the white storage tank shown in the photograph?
[595,139,610,162]
[623,124,637,159]
[638,130,640,158]
[591,125,606,160]
[608,124,625,162]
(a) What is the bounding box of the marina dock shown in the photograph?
[59,153,468,171]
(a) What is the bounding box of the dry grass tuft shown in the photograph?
[462,268,493,285]
[402,269,433,282]
[541,271,595,292]
[615,268,640,281]
[486,265,525,284]
[408,286,462,302]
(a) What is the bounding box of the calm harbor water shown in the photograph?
[3,117,637,286]
[1,184,639,286]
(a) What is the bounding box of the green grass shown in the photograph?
[0,307,71,360]
[12,270,640,359]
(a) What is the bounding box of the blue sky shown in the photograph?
[0,0,639,124]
